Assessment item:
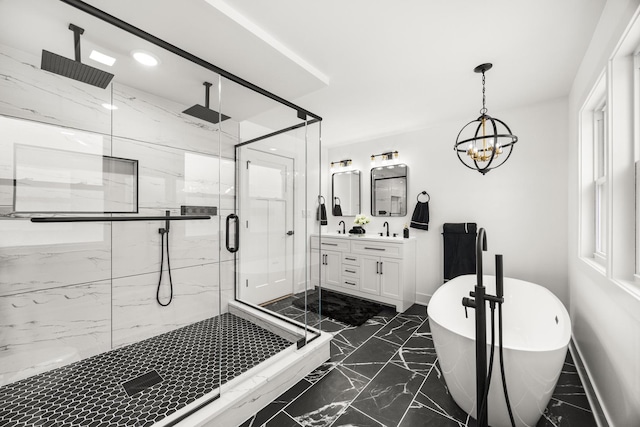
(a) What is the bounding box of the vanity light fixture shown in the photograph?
[454,63,518,175]
[370,151,399,163]
[132,50,159,67]
[330,159,352,169]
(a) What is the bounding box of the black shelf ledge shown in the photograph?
[30,215,211,223]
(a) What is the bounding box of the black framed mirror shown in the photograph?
[371,164,407,216]
[331,170,360,216]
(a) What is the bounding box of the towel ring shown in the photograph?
[318,195,325,204]
[417,191,430,203]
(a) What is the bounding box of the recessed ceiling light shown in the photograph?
[132,50,159,67]
[89,50,116,66]
[269,148,277,151]
[101,103,118,110]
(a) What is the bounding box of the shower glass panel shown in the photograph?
[224,74,322,342]
[1,1,322,424]
[0,0,224,423]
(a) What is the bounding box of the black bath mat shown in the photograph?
[292,288,390,326]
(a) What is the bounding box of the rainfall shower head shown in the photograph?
[182,82,230,124]
[41,23,114,89]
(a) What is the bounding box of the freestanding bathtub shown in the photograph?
[428,275,571,427]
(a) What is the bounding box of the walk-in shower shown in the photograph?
[0,1,327,425]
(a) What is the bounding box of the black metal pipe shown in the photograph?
[475,228,488,427]
[30,215,210,223]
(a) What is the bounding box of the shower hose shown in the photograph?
[479,301,516,427]
[156,225,174,306]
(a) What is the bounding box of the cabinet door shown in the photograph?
[379,257,402,299]
[360,255,381,295]
[324,250,342,287]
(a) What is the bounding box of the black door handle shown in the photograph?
[286,230,294,235]
[226,213,239,253]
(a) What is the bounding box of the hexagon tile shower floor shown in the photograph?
[0,313,292,426]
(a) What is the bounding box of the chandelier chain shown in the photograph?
[480,72,487,115]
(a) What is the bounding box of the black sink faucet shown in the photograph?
[338,220,345,234]
[383,221,389,237]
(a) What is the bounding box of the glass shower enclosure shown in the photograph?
[0,0,323,425]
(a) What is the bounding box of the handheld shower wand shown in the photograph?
[156,210,174,306]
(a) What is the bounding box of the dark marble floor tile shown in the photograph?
[420,363,470,424]
[332,406,384,427]
[371,306,398,324]
[239,379,311,427]
[399,396,464,427]
[341,336,399,379]
[263,296,298,313]
[277,306,307,320]
[391,335,437,374]
[330,339,356,363]
[374,315,421,346]
[537,398,597,427]
[402,303,428,320]
[552,363,591,411]
[304,339,356,384]
[285,365,369,426]
[333,321,386,349]
[313,318,347,333]
[305,362,334,384]
[416,318,431,334]
[264,410,302,427]
[351,362,424,426]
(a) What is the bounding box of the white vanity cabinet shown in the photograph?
[310,235,416,312]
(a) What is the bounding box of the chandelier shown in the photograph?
[454,63,518,175]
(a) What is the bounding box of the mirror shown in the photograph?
[371,164,408,216]
[332,170,360,216]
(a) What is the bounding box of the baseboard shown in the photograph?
[569,338,611,427]
[415,292,431,306]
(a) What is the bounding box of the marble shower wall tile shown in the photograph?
[112,83,239,155]
[0,280,111,386]
[0,115,112,209]
[112,136,233,210]
[0,45,111,134]
[111,208,218,279]
[0,220,111,296]
[112,263,220,348]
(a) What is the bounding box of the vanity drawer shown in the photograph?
[310,236,350,252]
[341,277,359,289]
[342,265,360,277]
[342,254,360,265]
[351,241,403,258]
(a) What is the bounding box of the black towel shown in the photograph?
[410,201,429,230]
[442,222,477,281]
[317,202,327,225]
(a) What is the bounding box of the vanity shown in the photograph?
[310,234,416,312]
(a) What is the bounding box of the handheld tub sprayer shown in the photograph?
[461,228,516,427]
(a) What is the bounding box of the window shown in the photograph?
[594,103,607,264]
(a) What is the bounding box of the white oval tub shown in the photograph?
[428,275,571,427]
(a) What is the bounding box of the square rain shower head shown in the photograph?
[41,50,114,89]
[182,104,230,124]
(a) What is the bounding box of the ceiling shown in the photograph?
[2,0,606,146]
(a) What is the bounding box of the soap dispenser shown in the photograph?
[403,223,409,238]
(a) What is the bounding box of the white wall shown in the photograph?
[326,97,569,306]
[568,1,640,426]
